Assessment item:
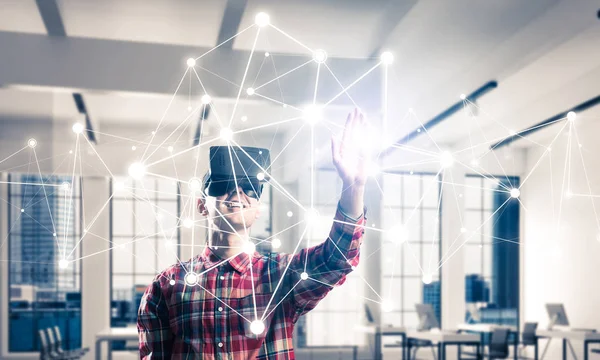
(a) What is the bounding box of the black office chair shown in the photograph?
[38,329,80,360]
[408,338,438,360]
[462,328,510,360]
[47,327,88,358]
[518,322,538,358]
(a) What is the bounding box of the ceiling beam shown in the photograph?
[216,0,248,49]
[0,31,381,109]
[35,0,66,37]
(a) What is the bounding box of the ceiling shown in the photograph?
[0,0,599,153]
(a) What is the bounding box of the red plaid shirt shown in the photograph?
[138,205,365,359]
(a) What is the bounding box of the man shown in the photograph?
[138,109,368,359]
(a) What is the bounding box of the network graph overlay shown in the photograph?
[1,12,598,335]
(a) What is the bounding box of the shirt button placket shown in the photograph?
[216,267,226,359]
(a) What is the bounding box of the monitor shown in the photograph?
[546,303,569,328]
[416,304,440,331]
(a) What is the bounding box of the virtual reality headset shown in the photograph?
[202,146,271,199]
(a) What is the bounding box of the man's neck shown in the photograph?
[208,228,248,260]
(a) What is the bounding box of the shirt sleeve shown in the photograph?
[137,280,172,359]
[278,202,366,320]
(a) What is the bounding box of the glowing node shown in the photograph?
[69,150,73,154]
[250,320,265,335]
[220,127,233,141]
[567,111,576,122]
[257,172,265,181]
[510,188,520,199]
[272,238,281,249]
[389,224,409,244]
[169,279,176,286]
[470,158,479,167]
[188,177,202,192]
[300,272,308,280]
[246,88,255,96]
[165,240,173,248]
[186,58,196,67]
[243,241,256,255]
[460,227,467,233]
[115,181,125,192]
[565,190,573,199]
[241,115,248,122]
[72,123,84,134]
[380,51,394,65]
[367,162,380,177]
[440,151,454,169]
[168,146,174,152]
[187,106,192,112]
[287,211,293,217]
[118,243,125,249]
[183,218,193,228]
[417,128,421,133]
[265,52,270,57]
[131,146,137,151]
[58,260,69,269]
[422,273,433,284]
[381,300,393,313]
[254,12,270,27]
[303,104,323,125]
[460,94,467,100]
[27,138,37,148]
[21,208,24,213]
[53,233,57,237]
[509,129,516,136]
[184,272,198,285]
[313,49,327,64]
[128,162,147,180]
[61,182,71,193]
[201,94,212,104]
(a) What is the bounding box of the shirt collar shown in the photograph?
[200,246,253,274]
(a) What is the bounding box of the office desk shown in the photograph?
[407,331,480,360]
[356,325,406,360]
[536,329,600,360]
[458,323,519,360]
[95,327,138,360]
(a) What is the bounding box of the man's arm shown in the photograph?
[137,280,172,359]
[280,109,368,318]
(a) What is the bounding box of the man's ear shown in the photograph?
[197,198,209,216]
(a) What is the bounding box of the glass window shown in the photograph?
[464,175,519,327]
[109,177,180,350]
[7,174,82,352]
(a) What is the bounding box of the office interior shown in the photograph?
[1,1,600,359]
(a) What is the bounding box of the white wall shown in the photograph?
[521,112,600,358]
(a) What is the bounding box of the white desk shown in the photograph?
[536,329,600,360]
[95,327,138,360]
[355,325,406,360]
[406,331,480,360]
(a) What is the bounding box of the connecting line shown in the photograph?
[228,28,262,128]
[233,116,302,134]
[31,148,58,251]
[386,143,441,158]
[572,127,600,231]
[66,192,115,259]
[191,67,224,127]
[0,181,62,187]
[261,226,308,321]
[268,24,313,53]
[252,92,303,111]
[145,136,220,168]
[230,140,306,211]
[143,103,208,162]
[0,146,27,166]
[437,196,511,271]
[436,180,508,194]
[324,62,382,106]
[81,135,115,178]
[141,68,189,162]
[195,283,252,323]
[262,281,301,321]
[454,159,512,193]
[323,63,359,108]
[519,120,569,188]
[195,24,255,61]
[409,109,443,153]
[265,123,306,173]
[254,59,313,91]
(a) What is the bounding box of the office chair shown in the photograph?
[461,328,510,360]
[408,338,438,360]
[38,329,80,360]
[47,327,88,358]
[518,322,538,358]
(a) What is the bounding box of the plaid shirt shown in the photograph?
[138,205,365,359]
